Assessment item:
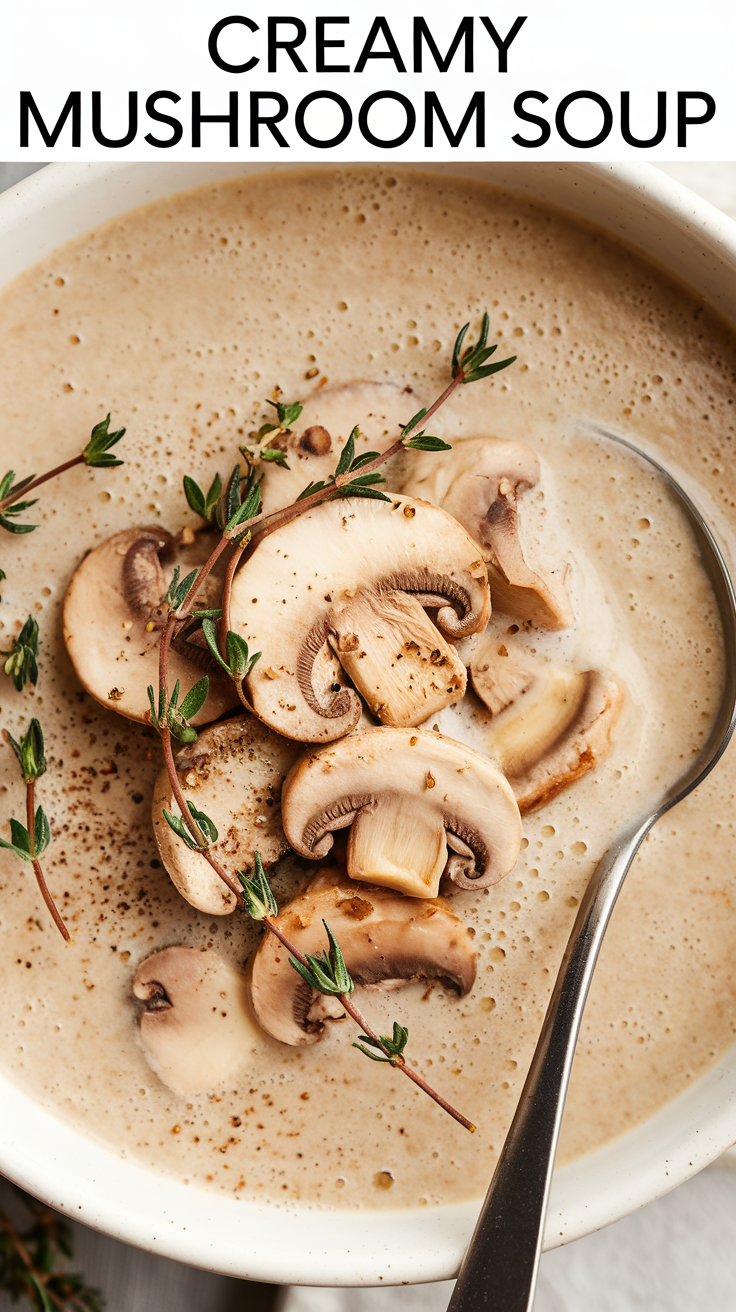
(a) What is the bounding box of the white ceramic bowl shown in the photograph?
[2,161,736,1287]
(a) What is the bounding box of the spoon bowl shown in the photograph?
[448,426,736,1312]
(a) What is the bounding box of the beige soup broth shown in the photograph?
[0,167,734,1212]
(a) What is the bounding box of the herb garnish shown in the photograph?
[0,415,125,535]
[0,1186,102,1311]
[0,720,69,941]
[3,616,39,692]
[148,314,514,1130]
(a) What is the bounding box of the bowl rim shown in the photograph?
[2,159,736,1286]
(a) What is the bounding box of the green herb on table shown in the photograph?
[0,1186,103,1311]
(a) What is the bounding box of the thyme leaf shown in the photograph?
[265,398,304,429]
[353,1021,410,1064]
[2,615,39,692]
[5,719,46,782]
[238,851,278,920]
[83,413,126,468]
[289,920,354,997]
[163,800,217,851]
[452,312,516,384]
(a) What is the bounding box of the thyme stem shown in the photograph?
[26,779,69,943]
[220,540,252,710]
[173,534,231,620]
[0,455,85,514]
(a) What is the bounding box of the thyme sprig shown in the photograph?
[0,720,69,941]
[3,616,39,692]
[0,415,125,534]
[0,1187,103,1311]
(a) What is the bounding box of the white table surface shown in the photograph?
[2,161,736,1312]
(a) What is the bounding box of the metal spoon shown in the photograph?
[447,427,736,1312]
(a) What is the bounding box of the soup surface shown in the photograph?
[0,167,734,1212]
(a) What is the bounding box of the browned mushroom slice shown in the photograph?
[133,946,260,1094]
[258,380,418,513]
[247,867,476,1046]
[229,495,490,742]
[400,437,573,630]
[63,525,238,725]
[152,714,302,915]
[483,665,625,813]
[281,726,521,898]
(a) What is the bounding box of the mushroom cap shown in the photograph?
[63,525,238,725]
[152,713,302,915]
[229,494,490,743]
[281,726,522,897]
[247,867,477,1046]
[133,946,260,1095]
[399,437,573,630]
[259,380,418,514]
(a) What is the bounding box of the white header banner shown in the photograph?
[1,0,733,161]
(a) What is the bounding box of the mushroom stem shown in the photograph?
[26,779,70,942]
[261,913,475,1133]
[0,453,85,513]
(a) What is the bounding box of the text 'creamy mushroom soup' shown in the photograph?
[0,168,732,1213]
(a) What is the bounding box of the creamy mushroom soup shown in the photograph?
[0,168,733,1211]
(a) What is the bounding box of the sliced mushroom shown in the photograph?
[477,657,625,813]
[399,437,573,630]
[469,629,537,716]
[281,727,521,898]
[63,526,238,724]
[331,589,466,727]
[152,714,302,915]
[247,867,476,1046]
[229,495,490,742]
[133,946,260,1095]
[259,381,418,513]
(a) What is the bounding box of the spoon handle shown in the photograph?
[447,826,648,1312]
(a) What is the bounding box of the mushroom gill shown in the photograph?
[281,726,521,898]
[247,867,476,1046]
[228,494,490,743]
[399,436,573,630]
[63,525,238,725]
[133,946,260,1095]
[152,713,302,915]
